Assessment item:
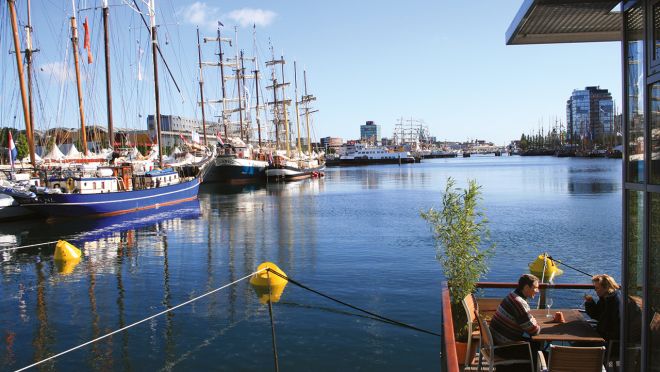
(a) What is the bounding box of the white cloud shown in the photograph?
[227,8,277,28]
[39,62,72,83]
[178,3,276,31]
[179,2,221,31]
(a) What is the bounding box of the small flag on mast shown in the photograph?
[83,17,94,64]
[8,131,17,170]
[216,132,225,146]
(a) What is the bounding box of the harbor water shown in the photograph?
[0,156,621,371]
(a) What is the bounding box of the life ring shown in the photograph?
[66,177,76,192]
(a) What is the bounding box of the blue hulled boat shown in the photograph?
[8,166,200,218]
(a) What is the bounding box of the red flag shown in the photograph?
[83,17,93,64]
[179,133,188,144]
[216,132,224,146]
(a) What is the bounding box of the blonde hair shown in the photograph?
[592,274,620,293]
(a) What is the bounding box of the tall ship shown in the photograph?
[265,52,325,181]
[200,26,270,184]
[327,143,415,166]
[1,0,201,217]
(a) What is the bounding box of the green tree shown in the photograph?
[421,178,494,304]
[15,132,28,160]
[519,134,529,151]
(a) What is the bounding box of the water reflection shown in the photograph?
[567,165,620,195]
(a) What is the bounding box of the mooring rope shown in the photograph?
[546,256,593,278]
[0,240,59,253]
[265,269,442,337]
[15,268,266,372]
[266,270,280,372]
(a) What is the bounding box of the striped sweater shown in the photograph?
[489,290,540,344]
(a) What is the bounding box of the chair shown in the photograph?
[461,293,480,368]
[537,345,605,372]
[477,315,534,372]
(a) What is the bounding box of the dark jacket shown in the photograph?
[585,289,622,341]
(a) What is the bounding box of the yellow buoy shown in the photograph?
[54,240,82,275]
[529,253,563,281]
[54,240,82,261]
[250,262,288,304]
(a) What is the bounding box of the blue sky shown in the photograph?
[1,1,621,145]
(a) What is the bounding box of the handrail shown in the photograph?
[477,282,593,289]
[442,281,460,372]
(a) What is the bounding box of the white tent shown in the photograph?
[64,143,81,158]
[43,144,65,160]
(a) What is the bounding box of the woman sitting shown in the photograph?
[584,274,622,341]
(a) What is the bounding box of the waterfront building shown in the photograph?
[566,86,614,145]
[147,115,219,149]
[360,121,381,144]
[507,1,655,370]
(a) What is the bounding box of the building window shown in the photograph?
[627,5,645,183]
[626,190,644,371]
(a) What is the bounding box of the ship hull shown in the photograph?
[203,156,269,184]
[18,178,200,218]
[266,164,325,181]
[326,157,416,166]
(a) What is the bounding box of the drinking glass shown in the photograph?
[546,298,554,318]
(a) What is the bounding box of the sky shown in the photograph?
[0,1,622,145]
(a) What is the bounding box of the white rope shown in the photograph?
[0,240,60,253]
[15,268,266,372]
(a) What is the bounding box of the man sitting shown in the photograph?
[489,274,541,371]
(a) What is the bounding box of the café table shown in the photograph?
[529,309,605,343]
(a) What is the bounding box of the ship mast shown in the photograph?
[236,49,244,141]
[70,0,89,156]
[102,0,114,150]
[148,0,163,168]
[252,25,263,148]
[302,69,316,156]
[196,28,208,146]
[280,55,290,158]
[201,24,231,141]
[8,0,36,167]
[293,61,302,158]
[25,0,37,159]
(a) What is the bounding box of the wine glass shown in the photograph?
[546,298,554,318]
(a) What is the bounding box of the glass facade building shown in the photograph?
[566,86,614,145]
[360,121,381,144]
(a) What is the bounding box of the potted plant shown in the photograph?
[421,177,494,365]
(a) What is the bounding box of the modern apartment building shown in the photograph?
[360,121,381,144]
[566,86,614,145]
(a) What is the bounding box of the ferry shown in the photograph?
[327,143,415,166]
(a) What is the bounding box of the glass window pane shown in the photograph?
[652,83,660,183]
[627,5,645,183]
[626,190,644,371]
[649,194,660,371]
[655,4,660,62]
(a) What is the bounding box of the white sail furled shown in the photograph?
[43,144,65,160]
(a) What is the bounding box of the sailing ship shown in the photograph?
[201,26,270,184]
[265,54,325,181]
[1,0,201,218]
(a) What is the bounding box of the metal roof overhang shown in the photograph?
[506,0,622,45]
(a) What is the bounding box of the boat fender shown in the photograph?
[66,177,75,192]
[250,262,288,303]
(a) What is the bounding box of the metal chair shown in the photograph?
[461,293,480,369]
[477,315,534,372]
[537,345,605,372]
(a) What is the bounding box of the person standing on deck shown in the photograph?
[489,274,541,371]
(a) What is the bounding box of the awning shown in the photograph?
[506,0,622,45]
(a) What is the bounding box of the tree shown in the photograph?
[519,134,529,151]
[15,132,28,160]
[421,178,494,304]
